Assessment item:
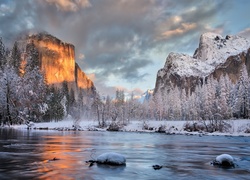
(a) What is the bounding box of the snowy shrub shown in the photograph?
[205,120,232,133]
[218,121,232,133]
[184,120,231,133]
[107,122,121,131]
[143,121,154,131]
[238,123,250,133]
[183,121,205,132]
[156,124,166,133]
[245,128,250,133]
[72,120,82,130]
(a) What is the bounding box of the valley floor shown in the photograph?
[8,118,250,137]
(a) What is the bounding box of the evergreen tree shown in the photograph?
[10,41,21,75]
[44,86,64,121]
[0,37,6,69]
[25,41,39,72]
[0,66,21,125]
[92,93,103,126]
[19,68,47,122]
[218,75,231,119]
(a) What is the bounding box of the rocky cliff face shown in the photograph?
[75,63,95,94]
[154,32,250,96]
[25,33,95,95]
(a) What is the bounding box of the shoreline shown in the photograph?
[3,119,250,137]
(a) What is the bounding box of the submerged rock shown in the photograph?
[152,165,162,170]
[96,152,126,165]
[212,154,235,168]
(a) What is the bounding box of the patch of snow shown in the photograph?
[215,154,234,164]
[213,154,235,167]
[96,152,126,165]
[157,68,167,78]
[9,118,250,137]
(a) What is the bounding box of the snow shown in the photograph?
[215,154,234,164]
[9,118,250,137]
[213,154,235,167]
[96,152,126,165]
[163,32,250,77]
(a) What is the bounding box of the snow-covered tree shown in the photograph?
[0,37,6,69]
[44,86,64,121]
[0,67,21,125]
[10,41,21,75]
[25,41,39,72]
[19,68,47,122]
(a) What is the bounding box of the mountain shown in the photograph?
[138,89,154,103]
[19,32,95,96]
[154,32,250,96]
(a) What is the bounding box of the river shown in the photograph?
[0,128,249,180]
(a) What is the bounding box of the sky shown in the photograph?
[0,0,250,97]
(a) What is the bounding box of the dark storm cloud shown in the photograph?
[96,57,152,83]
[0,0,38,45]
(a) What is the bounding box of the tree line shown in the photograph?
[92,64,250,128]
[152,66,250,121]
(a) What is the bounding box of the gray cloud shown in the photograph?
[44,0,91,12]
[0,0,37,45]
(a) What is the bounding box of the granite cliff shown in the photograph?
[22,33,95,96]
[154,32,250,96]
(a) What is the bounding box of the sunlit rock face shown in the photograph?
[28,33,75,85]
[154,32,250,96]
[75,63,95,94]
[25,33,95,95]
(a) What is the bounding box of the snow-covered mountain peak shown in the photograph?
[161,32,250,78]
[194,32,249,62]
[137,89,154,103]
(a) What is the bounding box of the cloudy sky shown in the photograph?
[0,0,250,97]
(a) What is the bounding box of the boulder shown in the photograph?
[96,152,126,165]
[212,154,235,168]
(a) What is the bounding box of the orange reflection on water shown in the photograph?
[35,135,91,180]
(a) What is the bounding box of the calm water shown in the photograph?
[0,128,249,180]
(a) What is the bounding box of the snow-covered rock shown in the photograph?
[154,32,250,95]
[164,32,249,77]
[213,154,235,167]
[96,152,126,165]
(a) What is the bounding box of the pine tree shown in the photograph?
[0,37,6,69]
[44,86,64,121]
[25,41,39,72]
[92,93,103,126]
[218,75,231,119]
[10,41,21,75]
[0,66,21,125]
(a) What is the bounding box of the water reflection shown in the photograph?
[0,129,249,180]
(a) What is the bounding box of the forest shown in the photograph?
[0,37,249,128]
[0,38,80,125]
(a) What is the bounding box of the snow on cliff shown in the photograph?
[160,32,250,78]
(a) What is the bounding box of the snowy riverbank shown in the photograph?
[7,118,250,137]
